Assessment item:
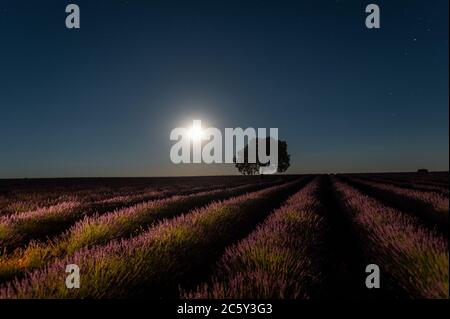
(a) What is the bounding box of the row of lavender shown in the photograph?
[0,178,286,252]
[352,172,449,186]
[0,178,293,282]
[359,175,448,196]
[182,178,327,299]
[333,178,448,298]
[181,176,448,299]
[0,179,216,216]
[0,173,448,298]
[0,176,270,216]
[0,179,306,298]
[340,175,449,231]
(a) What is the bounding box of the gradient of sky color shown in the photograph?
[0,0,448,178]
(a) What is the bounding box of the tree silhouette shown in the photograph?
[233,138,290,175]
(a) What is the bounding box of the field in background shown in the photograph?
[0,172,448,299]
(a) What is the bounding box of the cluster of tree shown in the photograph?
[234,138,290,175]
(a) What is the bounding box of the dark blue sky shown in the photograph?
[0,0,448,178]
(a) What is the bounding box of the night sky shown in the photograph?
[0,0,448,178]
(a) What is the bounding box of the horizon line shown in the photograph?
[1,170,448,181]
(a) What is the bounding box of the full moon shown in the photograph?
[188,120,205,141]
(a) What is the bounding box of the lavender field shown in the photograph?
[0,173,448,299]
